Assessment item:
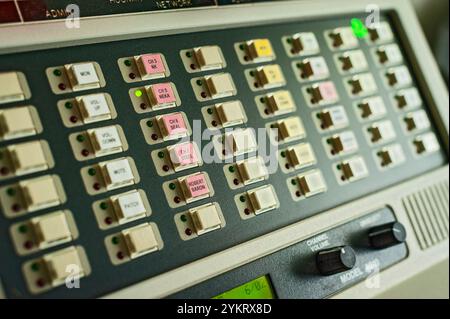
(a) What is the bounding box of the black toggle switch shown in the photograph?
[368,221,407,249]
[316,245,356,276]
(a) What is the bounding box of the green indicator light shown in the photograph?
[196,79,203,86]
[169,183,176,190]
[186,51,192,58]
[239,195,246,203]
[88,168,96,176]
[100,202,108,210]
[65,102,73,109]
[239,44,245,51]
[260,97,266,104]
[249,71,255,77]
[180,215,187,222]
[158,151,165,159]
[6,188,16,196]
[351,18,368,38]
[291,179,297,186]
[326,139,331,144]
[337,164,342,170]
[296,63,302,69]
[280,151,286,158]
[31,262,40,272]
[76,134,85,142]
[207,108,213,115]
[146,120,153,128]
[18,225,28,234]
[287,38,292,44]
[134,89,143,98]
[111,236,120,245]
[124,59,132,67]
[53,69,62,77]
[228,166,235,173]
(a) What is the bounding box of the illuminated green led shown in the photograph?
[134,89,143,98]
[351,18,368,38]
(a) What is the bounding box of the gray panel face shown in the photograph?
[171,207,408,299]
[0,12,447,298]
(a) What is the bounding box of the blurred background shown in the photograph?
[411,0,449,86]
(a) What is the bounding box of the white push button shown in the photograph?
[248,185,278,215]
[291,32,320,55]
[368,22,394,43]
[32,211,72,248]
[395,88,422,110]
[216,101,245,127]
[113,191,147,223]
[180,173,212,202]
[341,157,369,182]
[89,126,123,156]
[413,133,440,155]
[205,73,236,99]
[194,46,225,70]
[0,106,37,140]
[237,156,268,185]
[357,96,386,119]
[256,64,286,89]
[79,94,111,123]
[8,140,49,175]
[225,128,257,156]
[123,224,159,259]
[277,117,305,142]
[404,110,430,132]
[190,204,222,235]
[328,27,358,49]
[297,170,326,197]
[385,66,412,88]
[68,63,100,91]
[102,158,135,190]
[286,143,316,170]
[20,176,61,212]
[44,247,85,286]
[0,72,25,104]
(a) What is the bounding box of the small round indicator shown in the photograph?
[88,168,96,176]
[169,183,176,190]
[134,89,143,98]
[76,134,85,142]
[31,262,40,272]
[111,236,120,245]
[124,59,132,67]
[99,202,108,210]
[53,69,62,76]
[207,108,213,115]
[65,102,73,109]
[228,166,235,173]
[146,120,153,128]
[18,225,28,234]
[6,188,16,196]
[196,79,203,86]
[180,215,187,222]
[157,151,165,159]
[239,195,246,203]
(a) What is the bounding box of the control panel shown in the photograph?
[0,1,448,299]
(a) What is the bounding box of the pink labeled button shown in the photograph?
[184,173,210,198]
[170,142,198,168]
[161,113,187,137]
[140,54,165,76]
[318,81,338,102]
[151,83,176,106]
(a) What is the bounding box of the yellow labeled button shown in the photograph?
[267,91,295,115]
[256,65,285,89]
[247,39,275,62]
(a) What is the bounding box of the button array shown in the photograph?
[0,70,86,294]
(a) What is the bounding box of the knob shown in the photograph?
[316,245,356,276]
[368,221,406,249]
